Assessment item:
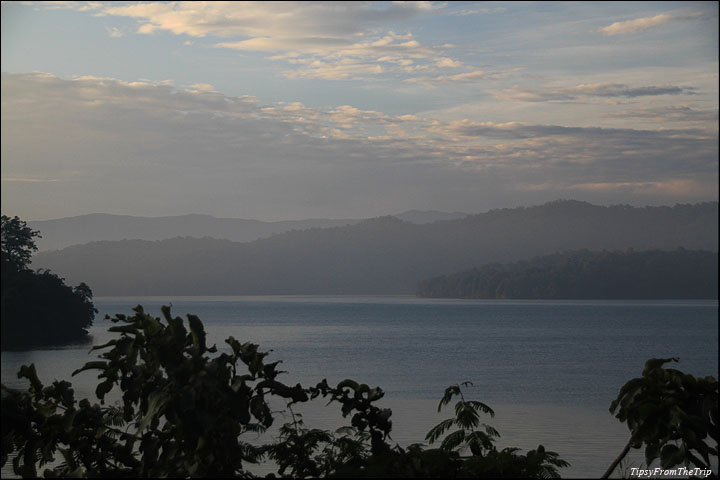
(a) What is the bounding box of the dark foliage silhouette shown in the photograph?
[602,358,718,478]
[1,306,568,478]
[1,215,96,349]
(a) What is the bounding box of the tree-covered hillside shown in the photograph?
[416,249,719,299]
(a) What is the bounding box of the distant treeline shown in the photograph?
[416,249,719,299]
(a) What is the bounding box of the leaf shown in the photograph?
[188,314,207,355]
[467,400,495,417]
[95,378,114,401]
[72,361,108,376]
[440,429,465,452]
[138,390,167,431]
[18,364,43,394]
[645,442,660,465]
[337,379,359,391]
[659,444,681,469]
[438,385,461,412]
[643,357,679,377]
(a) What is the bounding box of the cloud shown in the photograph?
[2,73,716,220]
[516,179,718,199]
[448,6,507,16]
[219,31,456,81]
[405,70,497,86]
[1,177,65,183]
[565,83,692,97]
[603,105,719,126]
[62,1,473,83]
[599,11,704,35]
[29,1,103,12]
[492,83,697,102]
[97,1,440,39]
[187,83,216,92]
[566,180,717,197]
[104,26,125,38]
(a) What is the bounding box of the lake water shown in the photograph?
[2,296,718,478]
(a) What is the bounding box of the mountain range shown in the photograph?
[30,200,718,296]
[28,210,468,252]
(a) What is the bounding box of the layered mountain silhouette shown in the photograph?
[28,210,468,252]
[31,200,718,296]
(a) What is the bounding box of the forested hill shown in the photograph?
[416,249,719,299]
[31,200,718,296]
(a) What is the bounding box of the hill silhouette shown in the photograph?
[31,200,718,296]
[27,210,467,252]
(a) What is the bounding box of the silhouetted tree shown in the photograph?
[1,215,96,349]
[1,215,41,272]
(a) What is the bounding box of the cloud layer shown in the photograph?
[2,73,717,219]
[49,1,503,84]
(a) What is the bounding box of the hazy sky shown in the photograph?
[1,1,718,221]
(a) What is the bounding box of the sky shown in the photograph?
[1,1,718,221]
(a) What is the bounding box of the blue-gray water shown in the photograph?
[2,296,717,478]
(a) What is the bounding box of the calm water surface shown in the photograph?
[2,296,717,478]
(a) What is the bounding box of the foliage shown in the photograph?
[1,268,96,348]
[1,215,41,272]
[602,357,718,478]
[417,249,719,300]
[1,306,571,478]
[1,215,96,349]
[425,381,499,454]
[425,382,569,479]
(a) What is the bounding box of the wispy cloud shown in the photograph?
[96,2,440,38]
[104,26,125,38]
[603,105,719,125]
[448,6,507,16]
[599,11,704,35]
[492,83,697,102]
[28,1,104,12]
[1,177,65,183]
[566,180,717,197]
[405,70,498,86]
[218,30,460,82]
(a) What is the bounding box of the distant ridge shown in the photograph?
[27,213,363,252]
[31,200,718,296]
[27,210,469,251]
